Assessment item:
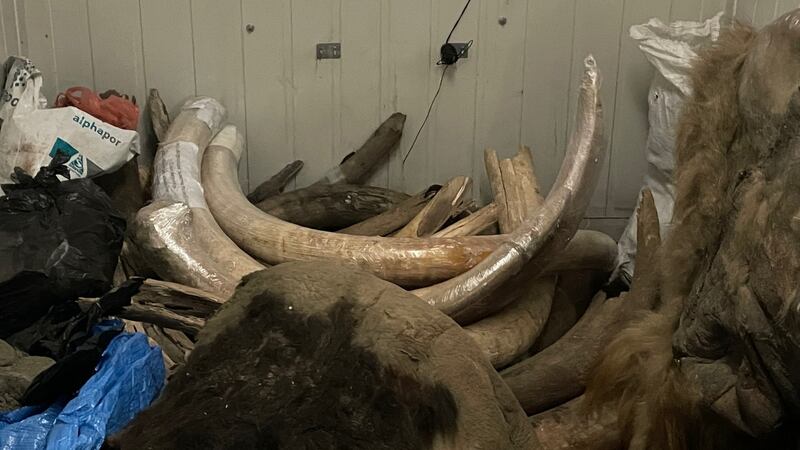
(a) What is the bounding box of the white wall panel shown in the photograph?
[384,0,434,193]
[520,0,576,207]
[474,0,528,202]
[242,0,296,191]
[21,1,56,101]
[1,0,23,59]
[777,0,800,15]
[429,0,480,188]
[87,1,146,106]
[754,0,780,24]
[50,0,94,93]
[290,0,338,187]
[140,0,196,118]
[191,0,249,189]
[340,0,383,186]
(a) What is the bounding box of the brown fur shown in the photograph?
[587,14,800,450]
[662,21,755,315]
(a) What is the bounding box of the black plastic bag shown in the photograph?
[0,155,126,338]
[10,279,143,406]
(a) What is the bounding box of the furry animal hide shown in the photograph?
[586,12,800,450]
[107,262,537,449]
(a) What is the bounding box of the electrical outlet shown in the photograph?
[451,43,469,59]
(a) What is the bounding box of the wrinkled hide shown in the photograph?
[587,13,800,450]
[109,262,538,450]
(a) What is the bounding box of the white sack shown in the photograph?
[0,56,138,193]
[612,12,723,286]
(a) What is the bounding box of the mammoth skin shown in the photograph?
[109,262,539,450]
[585,14,800,450]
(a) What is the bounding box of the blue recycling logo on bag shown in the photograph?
[67,155,84,175]
[49,137,85,177]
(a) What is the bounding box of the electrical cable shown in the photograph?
[402,65,449,165]
[445,0,473,44]
[402,0,473,165]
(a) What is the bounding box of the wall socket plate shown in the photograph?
[451,42,469,59]
[316,43,341,59]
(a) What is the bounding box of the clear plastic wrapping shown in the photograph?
[132,99,262,298]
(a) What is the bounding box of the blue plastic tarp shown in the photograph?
[0,332,165,450]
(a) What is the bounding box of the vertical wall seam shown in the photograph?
[377,0,387,186]
[564,0,578,151]
[46,0,59,92]
[137,0,148,94]
[469,0,486,199]
[283,0,297,172]
[237,0,249,191]
[0,1,7,57]
[518,0,531,147]
[188,0,198,95]
[334,0,342,165]
[604,0,629,215]
[287,0,297,187]
[12,0,21,55]
[85,0,96,90]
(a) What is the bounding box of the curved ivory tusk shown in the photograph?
[412,56,605,315]
[201,57,604,291]
[131,98,263,298]
[464,276,556,368]
[204,143,500,287]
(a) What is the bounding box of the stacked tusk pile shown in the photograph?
[119,55,641,448]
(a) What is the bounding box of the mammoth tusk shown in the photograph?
[313,112,406,185]
[502,189,662,415]
[433,202,499,238]
[246,160,303,203]
[531,269,610,353]
[393,176,472,237]
[201,57,604,292]
[131,97,263,298]
[203,136,500,287]
[411,56,605,316]
[256,184,410,230]
[339,185,441,236]
[462,144,555,363]
[463,276,556,368]
[529,396,621,450]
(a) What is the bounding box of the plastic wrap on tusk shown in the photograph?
[203,140,503,287]
[131,99,263,298]
[412,56,605,319]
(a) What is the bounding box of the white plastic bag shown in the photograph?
[0,56,48,126]
[0,57,138,193]
[611,12,723,287]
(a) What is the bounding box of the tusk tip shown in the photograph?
[210,125,245,161]
[582,55,600,88]
[181,96,227,131]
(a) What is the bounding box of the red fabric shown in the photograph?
[55,87,139,130]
